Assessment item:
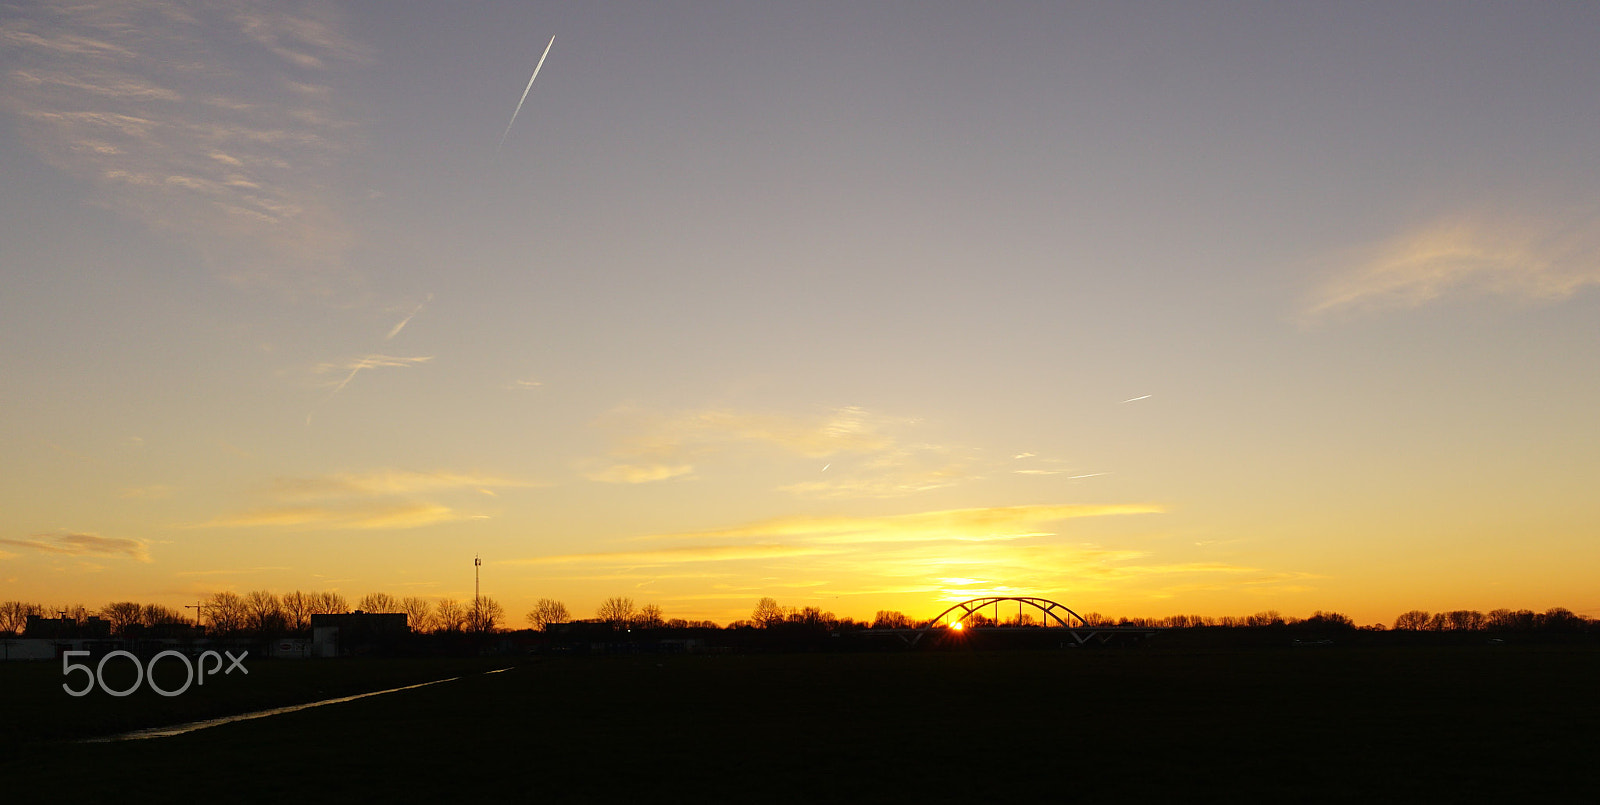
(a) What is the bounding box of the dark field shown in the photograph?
[4,644,1597,802]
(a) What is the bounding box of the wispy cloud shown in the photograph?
[1008,454,1104,478]
[632,504,1164,545]
[230,5,371,71]
[585,464,695,484]
[778,443,980,499]
[1,1,371,292]
[270,470,539,499]
[385,293,433,340]
[198,468,535,532]
[593,405,899,462]
[0,531,151,562]
[316,354,432,394]
[200,502,456,530]
[119,484,176,499]
[174,566,292,577]
[1306,208,1600,318]
[505,503,1168,599]
[505,544,843,567]
[588,404,983,497]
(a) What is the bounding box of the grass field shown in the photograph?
[4,644,1597,802]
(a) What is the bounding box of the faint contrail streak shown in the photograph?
[1121,395,1152,403]
[386,293,433,340]
[496,36,555,154]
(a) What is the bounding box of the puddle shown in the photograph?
[83,667,514,742]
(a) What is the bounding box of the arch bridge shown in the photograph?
[929,596,1090,629]
[863,596,1156,648]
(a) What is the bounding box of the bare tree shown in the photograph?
[786,606,832,628]
[100,602,144,635]
[206,591,248,634]
[140,603,184,628]
[1244,611,1284,627]
[1539,607,1584,631]
[281,591,312,631]
[1303,611,1356,629]
[636,604,664,629]
[752,597,784,628]
[597,596,635,630]
[1487,608,1536,631]
[244,590,286,633]
[525,598,570,631]
[358,592,401,613]
[1443,610,1485,631]
[401,596,434,632]
[468,597,504,633]
[1,601,42,634]
[872,610,912,629]
[435,598,467,632]
[1393,610,1431,631]
[314,591,349,615]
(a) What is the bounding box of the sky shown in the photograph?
[3,1,1598,628]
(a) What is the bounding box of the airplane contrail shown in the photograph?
[386,293,433,340]
[1121,394,1152,403]
[496,36,555,154]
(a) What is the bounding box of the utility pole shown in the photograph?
[474,554,482,632]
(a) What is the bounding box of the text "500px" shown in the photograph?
[62,650,248,697]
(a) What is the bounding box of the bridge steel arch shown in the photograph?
[929,596,1090,629]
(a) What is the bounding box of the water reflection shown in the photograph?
[83,667,512,742]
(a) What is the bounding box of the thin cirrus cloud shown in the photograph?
[269,470,539,499]
[0,531,151,562]
[584,464,696,484]
[384,294,433,341]
[777,444,980,499]
[199,502,458,531]
[198,469,535,531]
[1,1,371,291]
[1306,209,1600,318]
[505,504,1165,587]
[174,566,292,577]
[317,354,433,395]
[586,404,983,497]
[504,544,845,567]
[630,504,1165,546]
[591,405,898,463]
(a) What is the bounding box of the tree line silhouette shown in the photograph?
[2,593,1595,638]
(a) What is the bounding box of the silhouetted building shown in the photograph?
[23,615,110,639]
[310,611,409,657]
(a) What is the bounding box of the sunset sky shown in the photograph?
[3,2,1598,628]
